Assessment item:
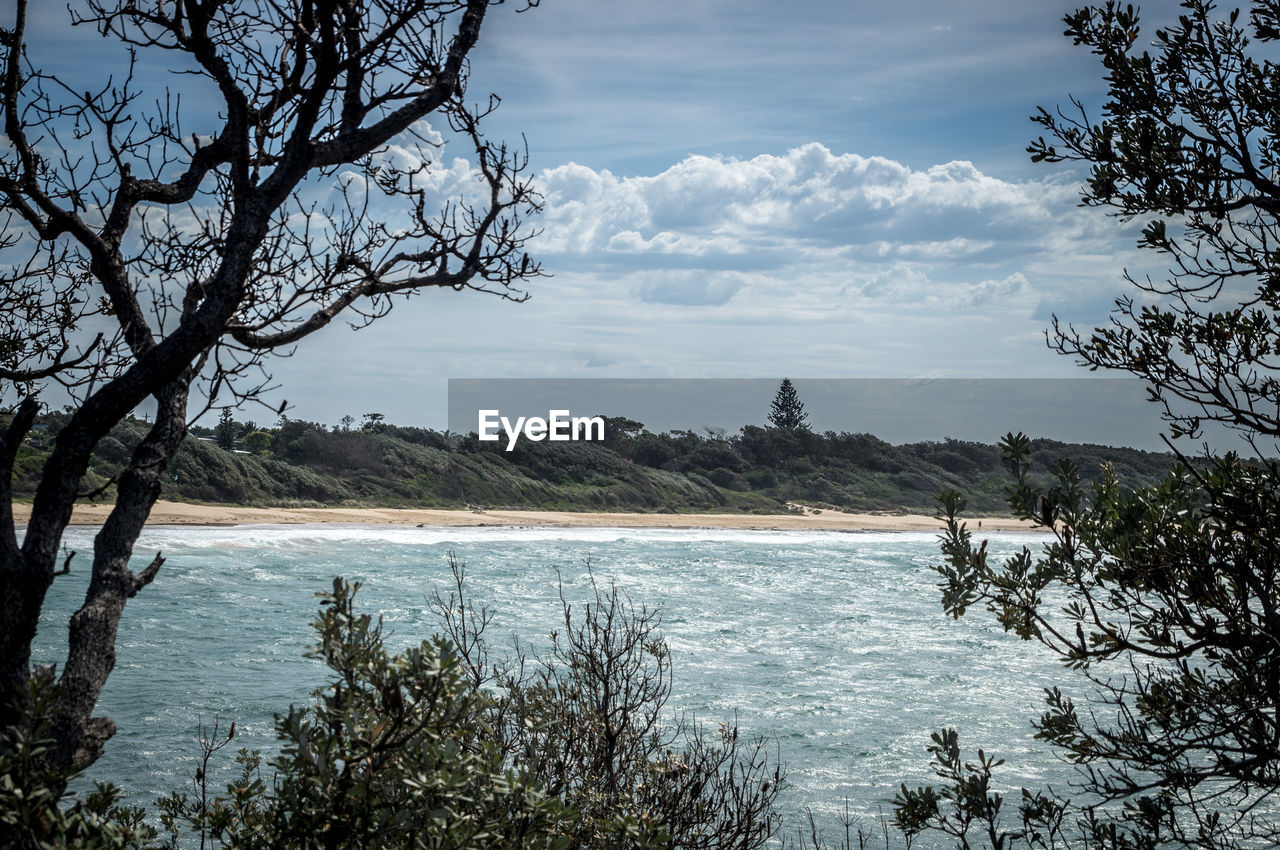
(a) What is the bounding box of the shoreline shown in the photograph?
[12,500,1042,533]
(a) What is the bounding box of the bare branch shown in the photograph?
[0,0,542,786]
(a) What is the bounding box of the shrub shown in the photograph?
[431,558,784,850]
[9,565,785,850]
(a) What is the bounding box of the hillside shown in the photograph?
[10,412,1184,515]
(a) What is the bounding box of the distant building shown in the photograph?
[25,423,48,448]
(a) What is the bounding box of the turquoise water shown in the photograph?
[35,524,1067,842]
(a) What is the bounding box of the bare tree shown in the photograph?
[0,0,542,785]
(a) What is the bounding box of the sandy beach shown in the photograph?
[12,500,1040,532]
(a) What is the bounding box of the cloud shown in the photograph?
[535,143,1104,283]
[955,273,1029,308]
[852,266,1034,314]
[633,271,747,306]
[858,264,933,301]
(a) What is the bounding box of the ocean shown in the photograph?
[35,524,1068,844]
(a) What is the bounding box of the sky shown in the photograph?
[21,0,1190,435]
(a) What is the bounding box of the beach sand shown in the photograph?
[12,500,1040,532]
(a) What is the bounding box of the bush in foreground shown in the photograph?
[4,567,782,850]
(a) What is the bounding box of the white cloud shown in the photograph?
[859,264,933,301]
[851,266,1033,313]
[536,143,1100,284]
[632,271,748,306]
[526,143,1137,331]
[955,273,1029,308]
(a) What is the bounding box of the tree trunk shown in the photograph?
[46,378,192,775]
[0,397,48,735]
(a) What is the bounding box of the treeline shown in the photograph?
[11,411,1180,514]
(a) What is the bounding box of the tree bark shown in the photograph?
[0,397,46,733]
[47,376,192,774]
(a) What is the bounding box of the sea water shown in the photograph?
[34,524,1072,843]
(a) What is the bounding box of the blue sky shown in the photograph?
[24,1,1181,431]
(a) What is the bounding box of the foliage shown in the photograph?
[919,436,1280,848]
[900,2,1280,847]
[1028,0,1280,445]
[0,674,153,849]
[155,578,566,850]
[4,568,783,850]
[241,431,273,456]
[429,557,785,850]
[214,410,237,452]
[893,728,1066,850]
[768,379,810,431]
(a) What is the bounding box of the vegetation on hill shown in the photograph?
[12,408,1181,515]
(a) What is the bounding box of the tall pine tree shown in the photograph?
[214,409,238,450]
[767,378,809,430]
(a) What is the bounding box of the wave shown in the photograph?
[43,522,1044,554]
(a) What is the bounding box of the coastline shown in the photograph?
[12,500,1042,532]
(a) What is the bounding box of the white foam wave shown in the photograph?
[52,523,1039,552]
